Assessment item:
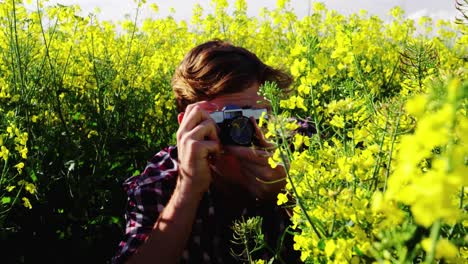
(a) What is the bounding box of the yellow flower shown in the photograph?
[325,240,336,257]
[14,162,25,174]
[6,126,14,138]
[327,66,337,77]
[308,67,322,85]
[330,115,345,128]
[258,111,267,128]
[149,3,159,13]
[22,197,32,209]
[295,96,307,111]
[300,250,310,262]
[87,130,99,139]
[290,58,307,77]
[17,132,28,146]
[280,97,296,110]
[298,84,310,95]
[447,78,461,102]
[277,192,288,205]
[422,238,458,260]
[1,146,9,160]
[268,157,278,169]
[18,147,28,159]
[405,94,427,117]
[290,43,307,56]
[276,0,287,9]
[24,182,36,195]
[321,84,331,92]
[313,2,326,12]
[285,121,300,131]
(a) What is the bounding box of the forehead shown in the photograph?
[207,84,270,110]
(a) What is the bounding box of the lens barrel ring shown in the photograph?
[223,116,255,146]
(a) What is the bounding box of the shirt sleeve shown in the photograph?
[112,148,178,264]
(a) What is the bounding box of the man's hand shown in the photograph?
[176,102,221,195]
[128,102,221,264]
[222,117,286,200]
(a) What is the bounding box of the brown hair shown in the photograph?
[172,40,292,112]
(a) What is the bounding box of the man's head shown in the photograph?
[173,41,290,198]
[172,40,292,112]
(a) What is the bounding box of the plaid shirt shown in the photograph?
[112,146,300,264]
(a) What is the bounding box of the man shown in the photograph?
[113,40,299,263]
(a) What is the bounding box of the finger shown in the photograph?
[223,145,270,166]
[183,138,221,160]
[184,101,220,116]
[180,104,211,131]
[198,101,221,112]
[177,107,215,142]
[201,140,222,159]
[186,119,219,142]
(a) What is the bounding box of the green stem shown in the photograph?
[242,232,253,263]
[383,104,402,193]
[0,183,24,216]
[37,9,73,145]
[11,0,26,96]
[118,0,141,95]
[309,84,322,148]
[262,82,325,238]
[372,113,390,191]
[0,159,9,191]
[278,150,324,239]
[459,186,464,210]
[424,219,441,264]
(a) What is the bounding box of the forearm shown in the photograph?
[126,181,204,264]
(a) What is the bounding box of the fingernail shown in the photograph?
[203,101,220,111]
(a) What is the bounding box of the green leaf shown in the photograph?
[353,245,364,256]
[110,216,120,224]
[56,230,65,240]
[1,197,11,204]
[318,239,325,250]
[73,112,81,120]
[110,162,121,171]
[132,170,140,176]
[30,170,37,182]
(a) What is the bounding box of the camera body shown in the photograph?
[210,106,267,146]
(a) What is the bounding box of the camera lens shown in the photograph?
[228,116,254,146]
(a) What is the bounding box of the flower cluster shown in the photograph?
[0,114,35,215]
[260,2,466,262]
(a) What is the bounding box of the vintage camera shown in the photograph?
[210,105,267,146]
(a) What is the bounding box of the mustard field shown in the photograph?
[0,0,466,263]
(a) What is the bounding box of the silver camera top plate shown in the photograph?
[209,108,267,123]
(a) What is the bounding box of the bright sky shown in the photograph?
[35,0,459,22]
